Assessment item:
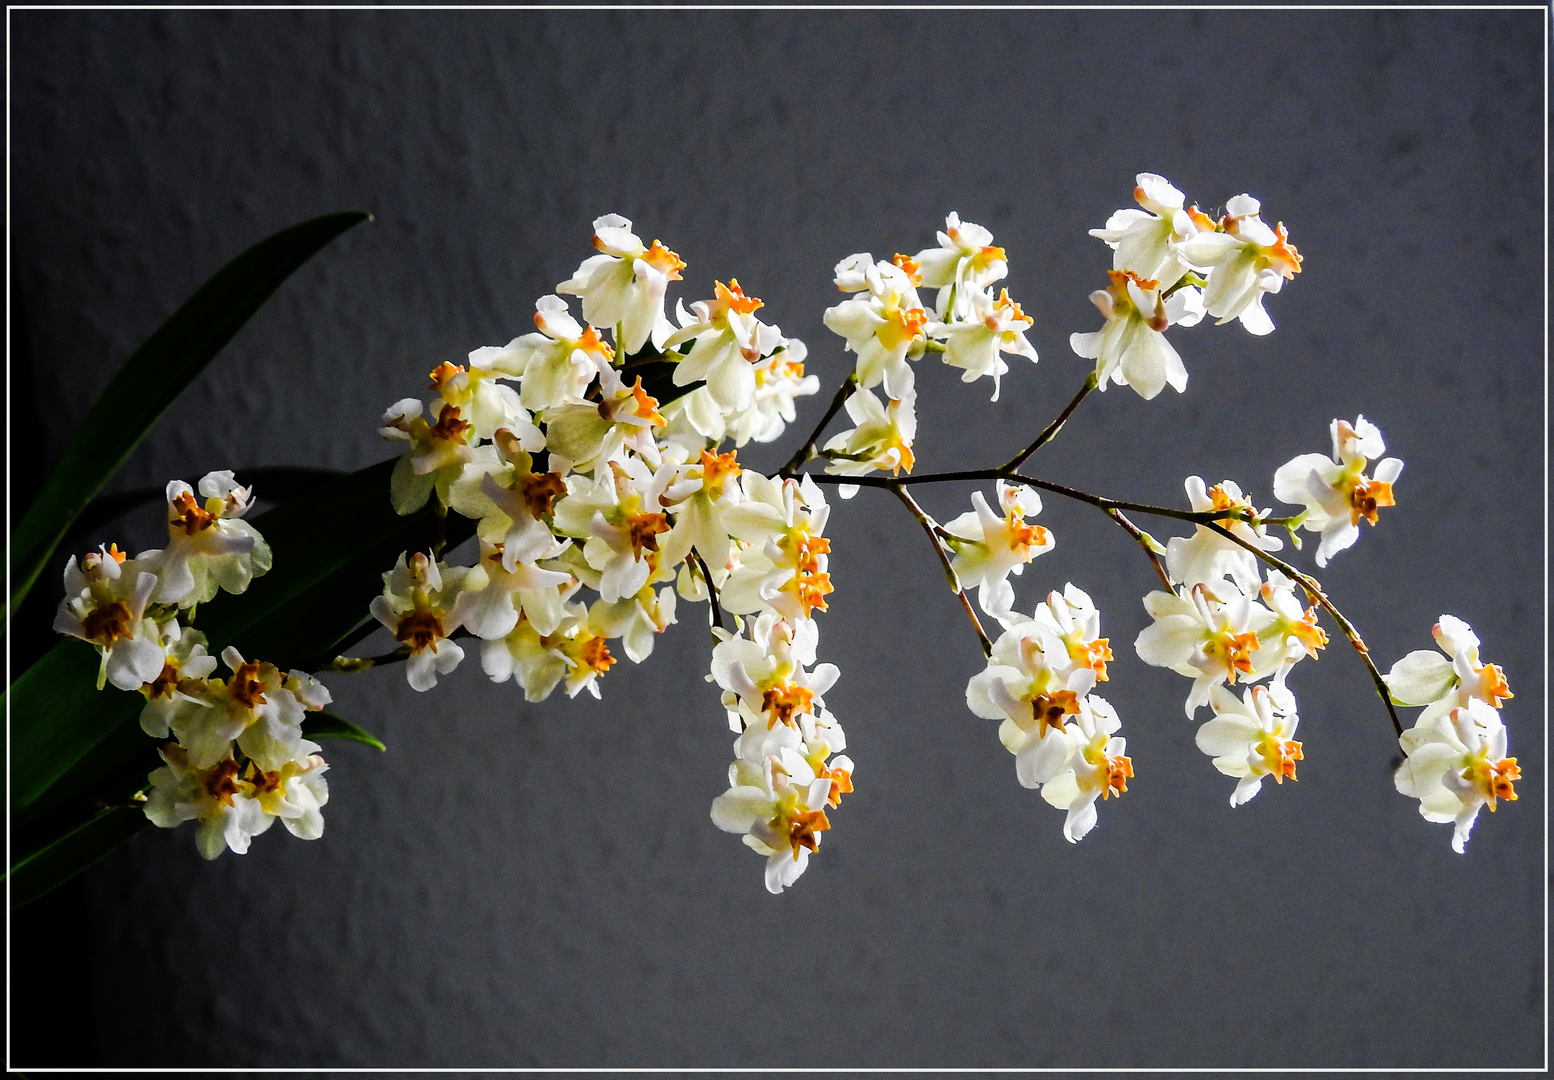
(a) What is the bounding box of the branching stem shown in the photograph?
[689,547,727,638]
[1001,370,1098,470]
[796,468,1397,735]
[887,483,993,658]
[778,371,858,475]
[1106,508,1173,592]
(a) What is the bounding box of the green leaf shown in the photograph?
[10,458,468,819]
[303,710,386,752]
[6,211,372,620]
[7,804,149,909]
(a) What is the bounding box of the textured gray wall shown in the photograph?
[9,9,1544,1068]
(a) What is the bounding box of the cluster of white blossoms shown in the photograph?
[1075,173,1303,399]
[51,179,1519,888]
[820,214,1039,492]
[372,214,858,890]
[1387,616,1517,852]
[1132,470,1329,805]
[53,473,334,858]
[966,585,1127,841]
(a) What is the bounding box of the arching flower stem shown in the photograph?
[689,547,727,638]
[1001,370,1099,470]
[778,371,859,474]
[887,482,993,658]
[1106,508,1173,592]
[798,469,1399,736]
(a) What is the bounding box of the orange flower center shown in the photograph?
[428,361,465,392]
[1289,610,1329,657]
[891,253,922,284]
[715,279,763,316]
[882,424,915,476]
[699,449,742,501]
[229,661,268,708]
[1007,516,1050,557]
[1185,205,1217,232]
[643,240,686,280]
[788,570,833,617]
[577,325,616,362]
[818,765,853,808]
[1204,629,1260,681]
[396,609,447,653]
[580,636,615,676]
[1030,690,1079,738]
[204,759,243,807]
[1262,222,1303,279]
[1347,476,1395,526]
[1486,758,1520,807]
[1477,663,1513,708]
[1103,754,1134,799]
[430,403,473,444]
[1258,735,1303,783]
[81,601,134,646]
[991,288,1032,330]
[782,807,831,858]
[1070,638,1112,681]
[520,471,568,519]
[627,512,670,558]
[170,491,215,535]
[627,378,665,426]
[761,683,815,729]
[794,534,830,573]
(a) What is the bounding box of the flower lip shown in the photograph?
[169,491,215,536]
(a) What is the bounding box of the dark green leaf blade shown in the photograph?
[7,210,372,619]
[303,711,386,752]
[7,804,148,909]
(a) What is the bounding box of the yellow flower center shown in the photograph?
[876,302,928,352]
[1256,732,1303,783]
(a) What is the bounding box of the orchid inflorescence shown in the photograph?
[56,176,1518,888]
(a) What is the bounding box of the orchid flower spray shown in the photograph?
[45,178,1518,894]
